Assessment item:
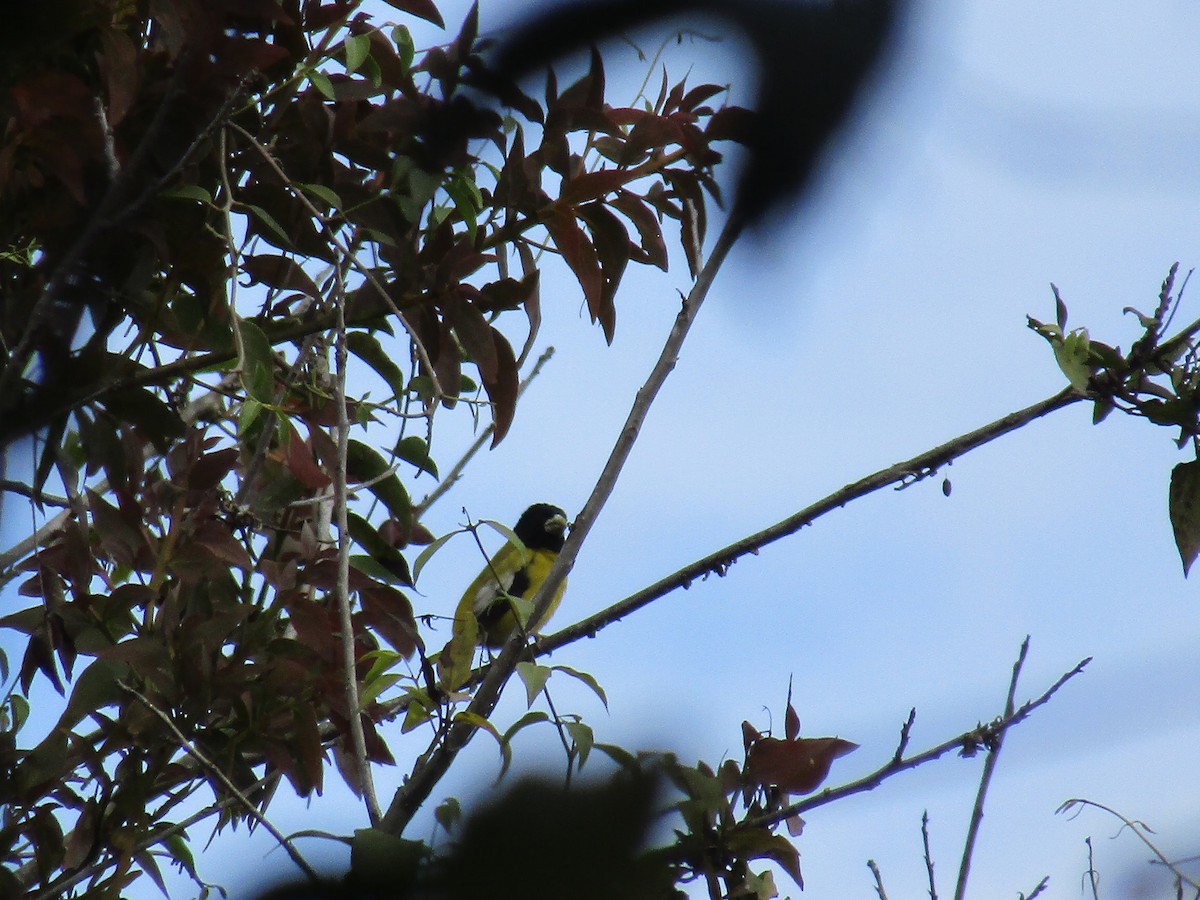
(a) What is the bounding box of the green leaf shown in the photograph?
[412,528,461,584]
[346,440,411,523]
[434,797,461,833]
[566,721,594,768]
[347,512,413,583]
[298,182,343,210]
[552,665,608,710]
[516,662,551,707]
[1170,460,1200,575]
[236,318,277,403]
[159,184,212,204]
[395,435,438,479]
[344,33,372,74]
[498,711,551,776]
[101,386,185,451]
[242,203,294,249]
[346,331,405,400]
[1053,328,1092,392]
[444,171,481,241]
[455,710,502,744]
[391,25,415,70]
[358,672,402,708]
[309,69,335,100]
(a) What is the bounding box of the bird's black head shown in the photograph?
[514,503,569,552]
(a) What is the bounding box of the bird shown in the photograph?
[456,503,570,648]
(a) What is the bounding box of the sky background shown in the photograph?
[5,0,1200,897]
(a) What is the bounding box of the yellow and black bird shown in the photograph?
[456,503,570,648]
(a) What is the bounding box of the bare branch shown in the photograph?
[332,261,382,824]
[534,387,1081,656]
[739,652,1090,833]
[954,637,1030,900]
[922,810,938,900]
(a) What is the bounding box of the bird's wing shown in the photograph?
[459,542,528,619]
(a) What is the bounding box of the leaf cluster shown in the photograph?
[0,0,749,894]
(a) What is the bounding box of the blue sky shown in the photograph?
[4,0,1200,897]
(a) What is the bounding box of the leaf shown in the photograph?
[560,168,629,205]
[516,662,551,707]
[1052,328,1092,392]
[412,528,461,585]
[346,331,405,400]
[395,435,438,479]
[577,201,631,311]
[298,182,342,210]
[308,69,335,100]
[565,721,594,768]
[744,734,858,795]
[1170,460,1200,576]
[159,184,213,204]
[345,440,411,524]
[611,189,667,270]
[481,328,519,446]
[241,254,322,301]
[243,202,296,249]
[552,665,608,709]
[347,513,413,584]
[544,206,609,342]
[236,318,277,403]
[359,583,418,656]
[101,386,184,452]
[380,0,445,28]
[391,25,416,70]
[344,33,372,74]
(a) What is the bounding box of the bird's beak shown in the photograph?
[547,514,569,534]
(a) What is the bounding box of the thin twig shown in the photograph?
[868,859,890,900]
[1059,799,1200,893]
[378,212,746,835]
[1020,876,1050,899]
[332,261,382,824]
[922,811,938,900]
[954,636,1030,900]
[740,653,1090,833]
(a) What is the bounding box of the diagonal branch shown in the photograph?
[378,212,747,835]
[954,636,1029,900]
[533,386,1082,656]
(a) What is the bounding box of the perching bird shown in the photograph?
[457,503,569,648]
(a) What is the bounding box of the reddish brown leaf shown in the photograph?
[577,201,630,309]
[785,701,800,742]
[188,446,240,491]
[544,207,610,341]
[745,735,858,795]
[453,294,498,382]
[680,83,727,113]
[705,105,756,145]
[611,189,667,270]
[560,168,630,205]
[241,254,322,301]
[484,327,519,446]
[282,425,332,490]
[359,583,419,657]
[190,521,253,571]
